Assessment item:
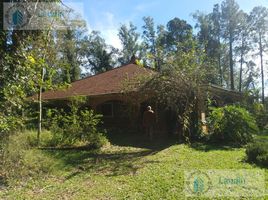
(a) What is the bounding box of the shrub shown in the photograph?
[251,103,268,131]
[246,141,268,167]
[0,114,24,135]
[208,105,258,145]
[79,110,108,148]
[44,97,108,148]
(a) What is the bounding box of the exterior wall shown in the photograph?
[43,85,243,137]
[88,94,140,131]
[88,94,169,134]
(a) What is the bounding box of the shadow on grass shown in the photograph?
[106,131,180,151]
[42,132,177,179]
[43,148,160,179]
[190,142,239,152]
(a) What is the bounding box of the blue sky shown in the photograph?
[64,0,268,93]
[65,0,268,48]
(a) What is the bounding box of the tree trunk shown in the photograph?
[259,32,265,104]
[37,68,45,145]
[239,55,243,92]
[218,36,223,86]
[239,40,244,92]
[37,87,42,145]
[218,55,223,86]
[229,33,234,90]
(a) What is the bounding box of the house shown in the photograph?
[31,58,243,135]
[32,58,156,131]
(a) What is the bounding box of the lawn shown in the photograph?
[0,132,267,200]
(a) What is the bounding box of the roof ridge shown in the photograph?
[72,63,154,84]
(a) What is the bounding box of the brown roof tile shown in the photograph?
[35,64,155,100]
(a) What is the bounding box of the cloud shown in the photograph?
[102,29,122,50]
[134,1,160,12]
[89,11,122,49]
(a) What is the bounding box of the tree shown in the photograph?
[57,28,82,83]
[25,31,67,143]
[235,12,251,92]
[142,16,158,69]
[118,22,140,65]
[136,38,209,141]
[250,6,268,104]
[155,24,168,68]
[166,17,193,52]
[0,29,67,140]
[243,61,258,91]
[211,4,223,85]
[221,0,242,90]
[81,31,115,74]
[193,11,220,84]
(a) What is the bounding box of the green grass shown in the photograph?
[0,132,267,200]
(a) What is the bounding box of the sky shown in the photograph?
[64,0,268,94]
[64,0,268,49]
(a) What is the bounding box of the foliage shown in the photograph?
[208,105,258,145]
[0,114,23,136]
[25,130,59,148]
[80,31,116,75]
[241,97,268,130]
[166,17,193,52]
[45,97,107,148]
[221,0,242,90]
[142,16,158,69]
[249,6,268,104]
[56,27,86,83]
[250,103,268,130]
[124,38,211,142]
[118,22,140,65]
[246,140,268,167]
[0,131,57,184]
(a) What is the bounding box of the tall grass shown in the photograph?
[0,131,59,185]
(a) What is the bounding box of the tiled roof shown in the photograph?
[33,63,155,100]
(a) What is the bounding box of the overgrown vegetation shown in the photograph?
[246,140,268,167]
[1,132,267,199]
[1,131,58,185]
[247,102,268,131]
[245,132,268,167]
[43,97,108,148]
[207,105,258,145]
[0,97,108,186]
[124,38,212,142]
[0,0,268,197]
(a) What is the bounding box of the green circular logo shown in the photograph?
[186,170,212,195]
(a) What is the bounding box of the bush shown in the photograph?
[250,103,268,131]
[246,141,268,167]
[44,97,108,148]
[0,114,24,135]
[208,105,258,145]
